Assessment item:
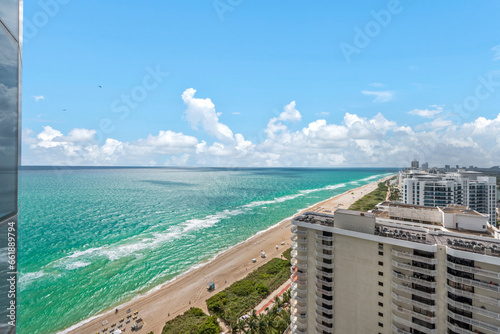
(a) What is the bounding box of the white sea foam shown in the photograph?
[18,271,46,289]
[0,247,7,263]
[65,261,91,270]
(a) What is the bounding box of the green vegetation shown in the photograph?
[231,291,292,334]
[349,182,388,212]
[282,247,292,260]
[206,258,291,324]
[161,307,221,334]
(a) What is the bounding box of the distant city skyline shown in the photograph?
[21,1,500,167]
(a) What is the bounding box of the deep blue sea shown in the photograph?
[17,167,396,333]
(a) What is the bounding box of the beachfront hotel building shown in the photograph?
[401,172,497,226]
[0,0,22,332]
[290,203,500,334]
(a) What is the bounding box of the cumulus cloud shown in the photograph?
[407,105,443,118]
[182,88,234,142]
[21,90,500,168]
[361,90,394,103]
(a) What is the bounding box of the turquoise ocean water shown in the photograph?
[18,167,396,334]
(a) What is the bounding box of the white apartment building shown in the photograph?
[401,172,497,226]
[290,205,500,334]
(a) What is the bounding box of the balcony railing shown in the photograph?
[445,320,476,334]
[291,314,307,327]
[291,324,307,334]
[447,260,500,279]
[315,313,334,325]
[392,249,438,264]
[446,309,500,333]
[291,242,307,252]
[316,286,334,297]
[391,323,411,334]
[291,250,308,262]
[315,322,333,333]
[291,226,307,235]
[391,270,437,288]
[315,241,334,251]
[447,297,500,320]
[316,277,333,287]
[315,250,333,260]
[315,304,334,315]
[291,291,307,303]
[391,281,436,300]
[315,269,334,278]
[446,273,500,293]
[315,259,334,269]
[391,301,437,324]
[447,285,500,307]
[391,314,437,334]
[315,234,334,242]
[291,282,307,294]
[291,234,307,244]
[315,293,334,306]
[291,299,307,312]
[392,260,437,276]
[291,258,308,270]
[391,291,437,312]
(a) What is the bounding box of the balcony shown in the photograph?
[315,240,334,251]
[447,261,500,279]
[391,291,437,312]
[291,324,307,334]
[392,260,437,276]
[315,259,334,269]
[315,322,333,333]
[291,258,308,271]
[447,285,500,307]
[391,314,437,334]
[315,234,334,242]
[391,281,436,300]
[316,277,334,287]
[291,242,307,252]
[391,323,411,334]
[291,282,307,294]
[291,299,307,312]
[315,293,334,306]
[291,291,307,303]
[447,297,500,320]
[316,285,334,297]
[392,249,438,264]
[446,321,477,334]
[291,226,307,236]
[392,270,437,288]
[446,309,500,334]
[315,249,333,260]
[316,269,334,278]
[291,250,308,262]
[316,304,334,315]
[446,273,500,293]
[391,301,437,324]
[292,314,307,327]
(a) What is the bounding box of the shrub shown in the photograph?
[231,280,255,296]
[255,282,269,295]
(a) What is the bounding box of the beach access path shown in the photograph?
[65,175,393,334]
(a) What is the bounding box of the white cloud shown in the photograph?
[492,45,500,61]
[33,95,45,102]
[407,105,443,118]
[361,90,394,103]
[369,82,385,88]
[21,90,500,168]
[182,88,234,142]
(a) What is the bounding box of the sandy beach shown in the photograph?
[65,175,393,334]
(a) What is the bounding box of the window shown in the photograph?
[378,251,383,256]
[378,271,383,276]
[378,261,383,266]
[378,243,383,250]
[378,291,383,296]
[378,282,383,287]
[378,322,383,328]
[378,302,383,307]
[378,312,383,317]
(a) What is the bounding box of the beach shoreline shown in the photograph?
[63,174,394,334]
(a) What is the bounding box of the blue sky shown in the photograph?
[21,0,500,167]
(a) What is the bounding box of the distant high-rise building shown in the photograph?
[411,159,419,169]
[421,162,429,172]
[0,1,21,332]
[290,207,500,334]
[401,172,497,225]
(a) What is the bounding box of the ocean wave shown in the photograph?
[65,261,91,270]
[18,271,46,289]
[0,247,7,263]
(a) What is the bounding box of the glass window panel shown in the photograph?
[0,24,18,221]
[0,0,19,40]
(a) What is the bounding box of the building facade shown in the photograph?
[290,210,500,334]
[0,1,22,332]
[401,173,497,226]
